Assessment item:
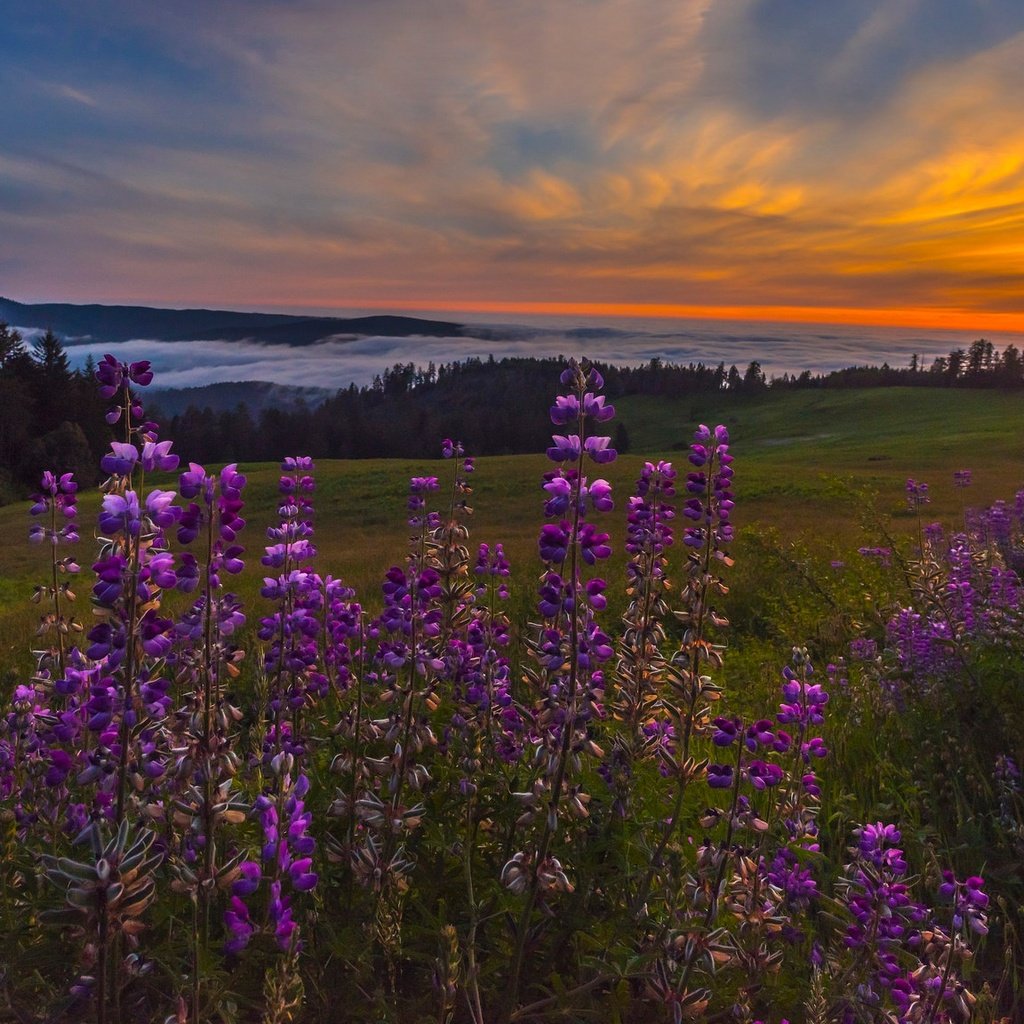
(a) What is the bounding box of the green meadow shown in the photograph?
[2,386,1021,680]
[3,383,1023,1020]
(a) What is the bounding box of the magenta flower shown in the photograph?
[550,394,580,425]
[582,392,615,422]
[140,440,179,473]
[547,434,581,462]
[99,491,141,536]
[145,488,179,529]
[95,354,154,399]
[583,436,616,464]
[100,442,139,477]
[586,478,613,512]
[543,475,572,516]
[539,523,571,563]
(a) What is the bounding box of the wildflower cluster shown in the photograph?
[0,357,1005,1024]
[821,823,988,1021]
[867,479,1024,695]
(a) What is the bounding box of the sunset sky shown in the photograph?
[4,0,1024,330]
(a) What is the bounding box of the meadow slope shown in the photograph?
[2,386,1021,677]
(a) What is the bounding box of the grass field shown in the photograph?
[2,386,1021,680]
[3,383,1023,1021]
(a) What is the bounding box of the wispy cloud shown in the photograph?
[3,0,1024,325]
[52,83,99,107]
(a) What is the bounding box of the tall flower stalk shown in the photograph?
[91,355,181,826]
[169,461,248,1022]
[258,457,319,772]
[604,460,677,827]
[632,424,734,917]
[29,470,81,682]
[503,359,616,1017]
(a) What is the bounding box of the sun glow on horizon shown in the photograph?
[246,297,1024,335]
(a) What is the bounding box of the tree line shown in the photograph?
[159,341,1024,465]
[0,324,108,503]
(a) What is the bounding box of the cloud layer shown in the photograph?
[4,1,1024,325]
[44,313,1022,392]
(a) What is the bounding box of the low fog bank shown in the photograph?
[21,319,1016,392]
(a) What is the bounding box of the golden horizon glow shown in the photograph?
[252,298,1024,334]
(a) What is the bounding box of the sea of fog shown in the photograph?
[34,310,1024,393]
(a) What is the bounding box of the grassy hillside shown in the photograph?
[2,383,1023,1020]
[2,386,1021,679]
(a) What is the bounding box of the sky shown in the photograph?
[4,0,1024,331]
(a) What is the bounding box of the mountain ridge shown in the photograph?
[0,296,467,346]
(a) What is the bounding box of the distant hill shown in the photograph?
[148,380,334,416]
[0,296,467,346]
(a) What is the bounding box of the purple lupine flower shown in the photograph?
[905,477,930,510]
[583,435,616,464]
[584,578,607,611]
[586,478,613,512]
[543,475,572,516]
[578,523,611,564]
[550,394,580,425]
[99,491,142,536]
[744,718,776,750]
[547,434,582,463]
[682,425,732,551]
[582,392,614,422]
[224,896,256,955]
[938,871,989,936]
[232,860,261,898]
[289,858,318,891]
[745,760,784,789]
[712,716,740,746]
[29,470,80,547]
[145,489,180,529]
[858,545,892,567]
[140,440,179,473]
[539,523,571,563]
[856,822,907,872]
[508,359,618,898]
[765,849,819,909]
[100,442,140,478]
[95,354,154,399]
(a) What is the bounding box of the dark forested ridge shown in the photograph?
[0,296,465,345]
[3,317,1024,502]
